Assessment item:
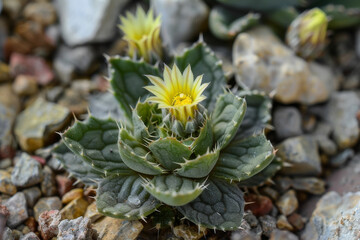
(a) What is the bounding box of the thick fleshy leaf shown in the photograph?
[238,157,282,187]
[143,175,206,206]
[212,92,246,150]
[175,41,227,111]
[177,178,244,230]
[212,133,274,181]
[236,90,272,139]
[97,175,160,220]
[62,116,132,175]
[53,142,104,186]
[175,149,220,178]
[148,137,192,171]
[216,0,301,11]
[109,57,161,121]
[118,128,165,175]
[191,118,213,155]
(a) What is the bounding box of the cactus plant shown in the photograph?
[54,39,275,230]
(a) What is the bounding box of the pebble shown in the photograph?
[21,232,40,240]
[153,0,209,49]
[244,194,273,217]
[33,197,62,221]
[14,98,70,152]
[12,75,38,96]
[270,229,298,240]
[89,92,125,120]
[0,158,12,169]
[60,197,88,220]
[84,202,103,223]
[41,166,57,197]
[291,177,325,195]
[173,224,206,240]
[261,187,279,201]
[11,153,43,188]
[9,53,54,85]
[57,216,97,240]
[0,205,10,236]
[276,190,298,216]
[55,175,74,196]
[23,2,57,26]
[2,227,14,240]
[23,187,42,208]
[62,188,83,204]
[258,215,276,237]
[92,217,143,240]
[25,217,37,233]
[46,86,64,102]
[0,62,11,82]
[47,156,63,171]
[287,213,305,231]
[58,88,88,115]
[4,192,28,228]
[0,170,17,195]
[330,149,355,167]
[276,215,293,231]
[277,135,322,176]
[38,210,61,240]
[273,107,303,140]
[243,210,259,228]
[315,135,337,156]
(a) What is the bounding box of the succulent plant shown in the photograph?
[53,38,275,230]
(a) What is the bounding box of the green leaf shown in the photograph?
[191,118,214,156]
[236,90,272,139]
[143,175,206,206]
[212,92,246,150]
[177,178,244,230]
[148,137,192,171]
[97,175,161,220]
[265,7,299,28]
[118,128,165,175]
[238,157,282,187]
[175,41,227,111]
[132,102,160,142]
[62,116,132,175]
[212,133,274,181]
[109,57,161,121]
[216,0,302,11]
[175,149,220,178]
[53,142,104,186]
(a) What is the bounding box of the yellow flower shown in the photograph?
[145,64,209,124]
[119,6,162,62]
[298,8,327,45]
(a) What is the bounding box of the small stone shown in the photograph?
[31,156,46,165]
[93,217,143,240]
[38,210,61,240]
[41,166,57,197]
[23,187,42,208]
[315,135,337,156]
[57,217,97,240]
[89,92,125,120]
[62,188,83,204]
[0,170,17,195]
[244,194,273,217]
[0,205,10,236]
[0,158,12,169]
[11,153,43,188]
[34,197,62,221]
[277,135,322,176]
[25,217,37,233]
[287,213,305,231]
[23,2,57,26]
[58,88,88,115]
[84,202,103,223]
[173,224,206,240]
[21,232,40,240]
[14,98,70,152]
[47,156,63,171]
[274,107,302,139]
[261,187,279,201]
[60,197,88,220]
[55,175,74,196]
[259,215,276,237]
[243,211,259,228]
[276,190,298,216]
[0,62,11,82]
[4,192,28,228]
[270,229,298,240]
[276,215,293,231]
[2,227,14,240]
[330,149,355,167]
[231,229,258,240]
[275,177,293,192]
[10,53,54,85]
[46,86,64,102]
[12,75,38,96]
[291,177,325,195]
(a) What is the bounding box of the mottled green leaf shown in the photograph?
[191,118,214,155]
[216,0,302,11]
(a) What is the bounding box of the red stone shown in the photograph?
[10,53,54,85]
[32,155,46,165]
[38,210,61,240]
[287,213,305,231]
[0,145,16,159]
[244,194,273,217]
[25,217,38,232]
[55,175,74,196]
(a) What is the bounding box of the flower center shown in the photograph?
[172,93,193,106]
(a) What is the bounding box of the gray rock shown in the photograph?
[57,217,97,240]
[258,215,276,237]
[4,192,28,228]
[23,187,42,208]
[153,0,209,49]
[41,166,57,197]
[302,191,360,240]
[273,107,302,139]
[233,26,338,105]
[276,190,298,216]
[270,229,298,240]
[34,197,62,221]
[356,27,360,59]
[330,149,355,167]
[2,227,15,240]
[0,205,10,238]
[14,98,70,152]
[0,158,12,169]
[20,232,40,240]
[47,157,63,171]
[315,135,337,156]
[292,177,325,195]
[46,86,64,102]
[89,92,125,120]
[0,169,17,195]
[278,135,322,176]
[38,210,61,240]
[55,0,128,46]
[244,211,259,228]
[11,153,43,188]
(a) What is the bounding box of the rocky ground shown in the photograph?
[0,0,360,240]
